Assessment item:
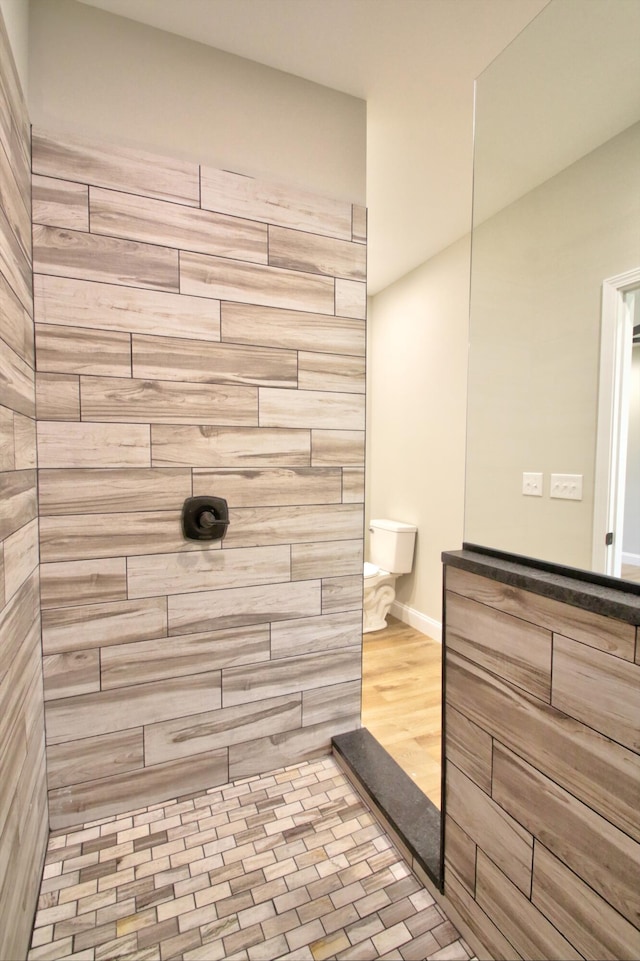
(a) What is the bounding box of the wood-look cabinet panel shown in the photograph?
[447,649,640,842]
[80,374,258,426]
[446,762,533,897]
[36,324,131,377]
[32,131,200,206]
[200,166,352,239]
[34,274,221,342]
[33,224,179,292]
[132,332,296,388]
[447,565,637,660]
[192,467,342,508]
[168,580,322,637]
[41,597,167,655]
[311,430,365,466]
[291,538,363,581]
[32,175,89,231]
[40,557,127,610]
[271,609,363,660]
[446,590,552,702]
[38,421,151,468]
[42,650,100,702]
[46,728,144,790]
[151,425,310,469]
[90,186,268,263]
[492,742,640,927]
[144,694,301,766]
[221,302,365,356]
[180,251,335,315]
[45,672,222,744]
[224,504,363,550]
[127,544,291,599]
[101,624,270,691]
[268,225,365,280]
[259,388,365,431]
[552,633,640,752]
[39,468,192,516]
[298,351,365,394]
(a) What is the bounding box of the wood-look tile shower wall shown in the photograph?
[32,131,366,830]
[0,21,49,961]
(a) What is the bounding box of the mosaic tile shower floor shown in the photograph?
[29,757,472,961]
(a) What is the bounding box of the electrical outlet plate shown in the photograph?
[550,473,583,500]
[522,472,543,496]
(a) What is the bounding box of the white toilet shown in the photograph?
[363,519,417,633]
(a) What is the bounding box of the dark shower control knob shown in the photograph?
[182,496,229,541]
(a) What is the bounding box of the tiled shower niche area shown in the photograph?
[32,130,367,831]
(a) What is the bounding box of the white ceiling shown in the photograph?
[78,0,549,293]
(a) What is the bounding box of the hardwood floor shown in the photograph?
[621,563,640,584]
[361,616,442,807]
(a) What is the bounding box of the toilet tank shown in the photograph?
[369,519,417,574]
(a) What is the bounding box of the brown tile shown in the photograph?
[137,917,181,950]
[73,921,117,951]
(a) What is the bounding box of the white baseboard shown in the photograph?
[390,600,442,643]
[622,551,640,567]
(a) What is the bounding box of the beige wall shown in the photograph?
[367,237,469,632]
[0,0,28,95]
[466,120,640,570]
[28,0,366,205]
[0,10,48,960]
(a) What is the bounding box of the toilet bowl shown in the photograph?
[363,519,417,633]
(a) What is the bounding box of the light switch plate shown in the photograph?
[550,473,583,500]
[522,472,543,496]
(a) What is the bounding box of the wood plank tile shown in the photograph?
[41,597,167,655]
[40,557,127,610]
[552,633,640,752]
[446,566,637,661]
[260,388,365,431]
[180,250,335,315]
[446,762,533,896]
[100,624,270,690]
[127,545,291,599]
[90,186,268,263]
[228,717,357,781]
[298,352,365,394]
[144,694,302,766]
[36,373,80,420]
[33,224,179,292]
[311,430,364,467]
[192,467,341,508]
[492,742,640,927]
[0,469,36,540]
[444,869,523,961]
[200,167,352,240]
[0,115,31,263]
[447,649,640,843]
[168,580,321,636]
[38,468,192,515]
[32,131,200,206]
[0,405,13,472]
[0,333,35,417]
[39,510,215,563]
[34,274,221,342]
[151,425,309,468]
[132,332,296,388]
[446,590,552,701]
[302,679,361,727]
[80,374,258,426]
[335,279,366,320]
[342,468,364,504]
[222,647,361,707]
[445,704,492,795]
[32,175,89,231]
[0,571,40,688]
[291,539,363,581]
[48,749,229,832]
[271,610,363,660]
[444,816,476,896]
[475,850,580,960]
[321,575,362,614]
[352,205,367,244]
[268,226,365,280]
[36,324,131,377]
[0,270,34,366]
[12,412,36,469]
[45,672,222,744]
[3,517,39,601]
[0,198,31,312]
[46,728,144,790]
[224,505,363,549]
[532,842,640,961]
[38,421,151,468]
[221,302,365,356]
[43,650,100,701]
